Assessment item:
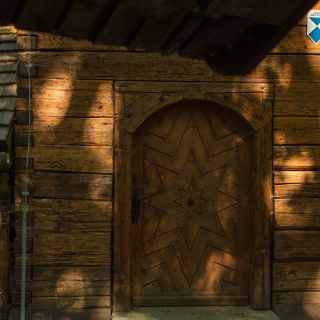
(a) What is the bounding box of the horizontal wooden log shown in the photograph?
[9,308,111,320]
[16,117,113,146]
[273,291,320,304]
[273,26,320,54]
[0,73,16,84]
[0,61,17,72]
[274,117,320,145]
[15,172,112,200]
[274,184,320,198]
[275,100,320,117]
[15,198,112,233]
[34,31,127,51]
[274,230,320,260]
[274,117,320,129]
[15,233,111,266]
[29,296,110,308]
[15,146,113,173]
[275,213,320,229]
[275,198,320,213]
[276,82,320,101]
[0,33,17,43]
[274,146,320,169]
[20,266,110,282]
[0,26,16,34]
[274,171,320,184]
[0,52,17,62]
[274,129,320,145]
[273,262,320,291]
[0,42,18,51]
[15,280,110,297]
[17,79,113,117]
[18,51,320,82]
[116,81,272,100]
[0,84,16,97]
[0,98,16,111]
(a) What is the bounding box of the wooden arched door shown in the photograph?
[131,101,254,306]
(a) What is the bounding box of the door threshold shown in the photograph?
[112,306,280,320]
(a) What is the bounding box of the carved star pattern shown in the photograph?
[137,108,244,293]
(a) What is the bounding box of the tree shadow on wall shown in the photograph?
[12,26,320,320]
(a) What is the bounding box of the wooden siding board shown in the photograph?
[273,262,320,291]
[17,51,320,82]
[16,0,70,32]
[15,146,113,173]
[274,146,320,170]
[15,172,113,200]
[274,230,320,260]
[16,118,113,146]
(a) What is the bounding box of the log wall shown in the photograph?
[9,1,320,318]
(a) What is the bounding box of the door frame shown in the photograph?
[113,81,273,312]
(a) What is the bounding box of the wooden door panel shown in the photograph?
[132,102,252,306]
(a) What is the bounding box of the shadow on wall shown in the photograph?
[12,25,320,320]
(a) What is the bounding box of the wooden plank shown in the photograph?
[0,110,13,125]
[15,198,112,233]
[15,172,112,200]
[274,171,320,184]
[276,82,320,101]
[16,118,113,146]
[0,0,23,24]
[9,308,111,320]
[130,12,187,51]
[274,291,320,304]
[165,13,204,53]
[0,33,16,42]
[0,99,16,111]
[0,84,17,97]
[29,296,110,308]
[275,213,320,229]
[18,51,320,82]
[274,230,320,259]
[275,100,320,117]
[274,129,320,145]
[275,184,320,198]
[275,198,320,213]
[0,26,17,34]
[96,0,143,46]
[0,173,10,308]
[0,52,16,62]
[16,233,111,266]
[274,146,320,169]
[34,32,123,51]
[0,61,17,73]
[273,26,320,54]
[274,117,320,145]
[16,280,110,297]
[59,0,116,39]
[16,146,113,173]
[205,0,302,25]
[274,262,320,291]
[16,0,70,32]
[115,80,273,100]
[17,79,113,117]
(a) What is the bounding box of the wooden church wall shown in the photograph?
[9,1,320,318]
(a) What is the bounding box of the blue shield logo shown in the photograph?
[307,10,320,44]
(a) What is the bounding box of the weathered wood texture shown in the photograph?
[8,1,320,315]
[13,34,114,317]
[0,25,16,316]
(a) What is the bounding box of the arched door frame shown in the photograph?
[113,82,273,312]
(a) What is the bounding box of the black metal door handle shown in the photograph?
[131,192,139,224]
